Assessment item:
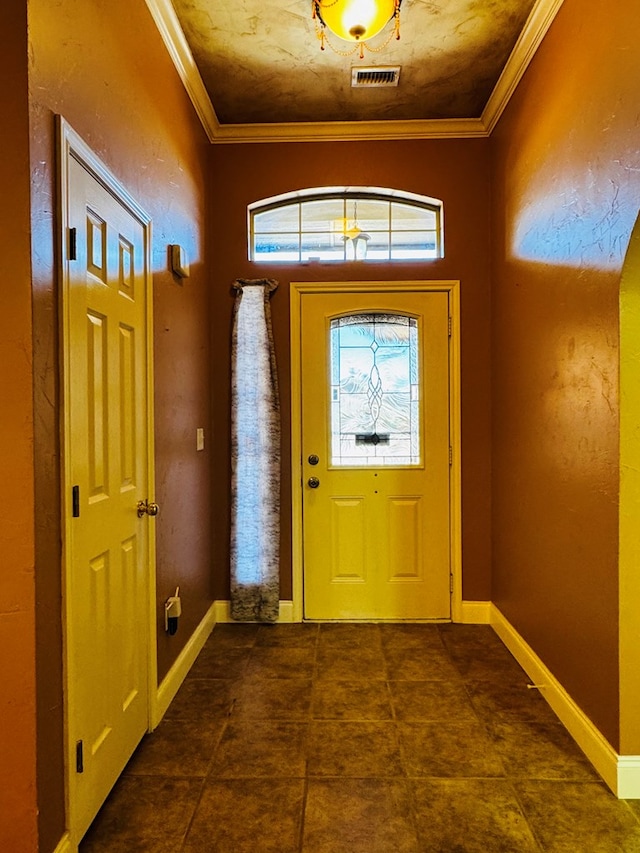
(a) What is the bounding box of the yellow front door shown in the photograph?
[301,288,451,620]
[61,123,153,842]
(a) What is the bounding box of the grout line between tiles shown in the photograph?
[298,777,309,853]
[507,777,548,853]
[177,775,208,852]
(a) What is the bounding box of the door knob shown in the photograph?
[307,477,320,489]
[137,499,159,518]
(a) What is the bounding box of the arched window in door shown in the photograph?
[248,187,443,263]
[330,313,420,466]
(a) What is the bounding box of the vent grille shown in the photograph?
[351,66,400,88]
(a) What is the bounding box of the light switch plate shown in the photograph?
[196,428,205,451]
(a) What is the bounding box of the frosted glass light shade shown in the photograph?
[318,0,397,42]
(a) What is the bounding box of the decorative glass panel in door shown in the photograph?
[329,313,420,466]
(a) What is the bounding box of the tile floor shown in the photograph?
[80,623,640,852]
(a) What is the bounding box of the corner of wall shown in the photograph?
[491,604,640,798]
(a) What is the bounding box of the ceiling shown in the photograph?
[146,0,564,142]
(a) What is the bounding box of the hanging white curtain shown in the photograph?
[230,279,280,622]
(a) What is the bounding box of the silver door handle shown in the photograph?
[307,477,320,489]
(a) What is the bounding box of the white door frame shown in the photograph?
[290,280,462,623]
[57,116,157,845]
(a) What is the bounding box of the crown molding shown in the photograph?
[482,0,565,133]
[147,0,564,144]
[145,0,220,142]
[211,117,487,144]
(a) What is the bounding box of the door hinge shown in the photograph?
[76,740,84,774]
[450,574,454,594]
[69,227,77,261]
[449,446,453,466]
[72,485,80,517]
[448,315,452,337]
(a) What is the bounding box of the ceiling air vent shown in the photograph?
[351,66,400,88]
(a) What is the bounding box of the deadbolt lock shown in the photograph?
[308,454,320,465]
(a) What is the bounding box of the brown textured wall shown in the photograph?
[490,0,640,749]
[0,2,38,849]
[28,0,213,848]
[209,139,493,603]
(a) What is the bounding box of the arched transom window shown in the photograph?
[248,187,443,263]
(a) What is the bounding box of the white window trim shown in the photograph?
[248,186,444,263]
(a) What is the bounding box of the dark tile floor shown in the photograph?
[80,623,640,852]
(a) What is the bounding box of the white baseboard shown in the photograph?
[153,601,217,728]
[618,756,640,799]
[214,599,487,625]
[458,600,492,624]
[214,599,486,625]
[213,599,296,623]
[213,599,231,622]
[490,604,640,798]
[53,832,75,853]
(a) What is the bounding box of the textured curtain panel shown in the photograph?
[230,279,281,622]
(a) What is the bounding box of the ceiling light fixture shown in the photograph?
[312,0,401,59]
[336,202,371,259]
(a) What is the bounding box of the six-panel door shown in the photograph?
[66,153,150,840]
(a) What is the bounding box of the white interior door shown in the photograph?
[60,120,154,843]
[300,288,451,620]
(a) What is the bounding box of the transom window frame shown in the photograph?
[248,186,444,263]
